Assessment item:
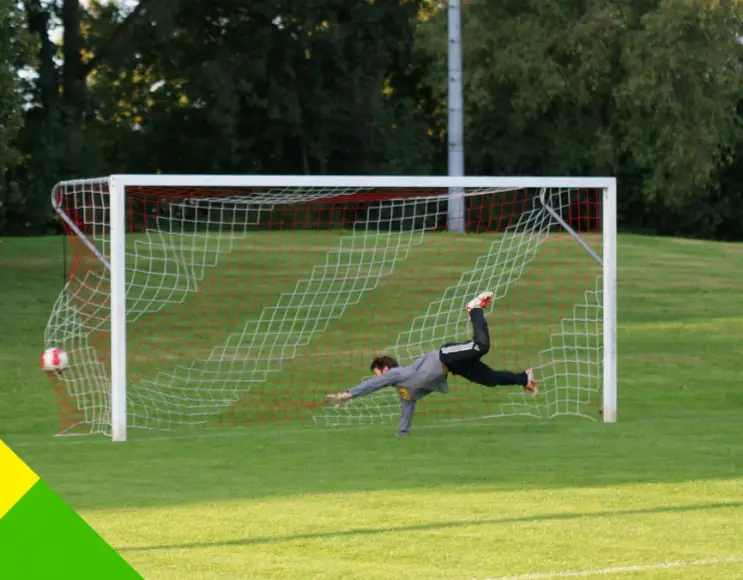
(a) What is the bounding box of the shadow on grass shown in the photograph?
[117,500,743,553]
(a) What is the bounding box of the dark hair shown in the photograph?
[370,355,399,372]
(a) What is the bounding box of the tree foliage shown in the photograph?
[87,0,434,176]
[416,0,743,237]
[0,0,27,231]
[4,0,743,238]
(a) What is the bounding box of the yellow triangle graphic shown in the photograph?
[0,440,40,519]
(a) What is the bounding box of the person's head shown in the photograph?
[370,355,399,376]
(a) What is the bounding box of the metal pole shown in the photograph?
[447,0,465,233]
[602,181,618,423]
[109,176,128,442]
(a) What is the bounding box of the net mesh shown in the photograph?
[45,181,604,435]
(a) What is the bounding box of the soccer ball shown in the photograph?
[40,347,69,372]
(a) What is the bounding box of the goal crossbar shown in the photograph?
[59,174,617,189]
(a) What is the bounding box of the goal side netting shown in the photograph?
[44,177,613,436]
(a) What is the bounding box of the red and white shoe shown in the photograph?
[524,368,538,396]
[466,291,494,312]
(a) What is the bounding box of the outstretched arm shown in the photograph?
[348,369,402,397]
[324,368,403,406]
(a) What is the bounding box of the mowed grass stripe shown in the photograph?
[85,479,743,580]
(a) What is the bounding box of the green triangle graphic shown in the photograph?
[0,479,142,579]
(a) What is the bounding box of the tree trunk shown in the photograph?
[61,0,86,173]
[62,0,85,116]
[24,0,58,109]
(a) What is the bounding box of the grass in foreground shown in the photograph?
[1,234,742,579]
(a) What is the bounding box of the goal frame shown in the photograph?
[54,174,617,442]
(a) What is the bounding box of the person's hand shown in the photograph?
[323,392,352,408]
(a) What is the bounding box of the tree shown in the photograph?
[0,0,154,235]
[87,0,435,176]
[3,0,439,233]
[7,0,743,238]
[0,0,26,232]
[416,0,628,176]
[616,0,743,235]
[416,0,743,237]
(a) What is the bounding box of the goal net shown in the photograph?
[44,175,616,440]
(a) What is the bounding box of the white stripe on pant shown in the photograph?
[440,341,476,354]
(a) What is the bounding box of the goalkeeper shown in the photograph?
[324,291,538,436]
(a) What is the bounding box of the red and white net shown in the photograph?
[45,181,604,435]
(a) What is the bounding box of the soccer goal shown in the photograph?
[44,175,616,441]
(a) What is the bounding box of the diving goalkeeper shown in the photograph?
[323,291,538,436]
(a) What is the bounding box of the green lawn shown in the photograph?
[1,233,742,579]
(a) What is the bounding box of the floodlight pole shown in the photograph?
[447,0,465,233]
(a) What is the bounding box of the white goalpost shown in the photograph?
[45,175,617,442]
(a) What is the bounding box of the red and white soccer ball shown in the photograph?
[40,347,69,373]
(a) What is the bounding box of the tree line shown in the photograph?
[1,0,743,239]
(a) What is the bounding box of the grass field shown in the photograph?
[1,233,742,579]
